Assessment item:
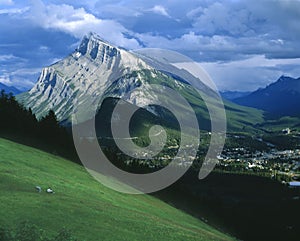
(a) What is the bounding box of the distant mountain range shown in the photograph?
[0,83,21,95]
[17,32,264,132]
[221,91,251,101]
[233,76,300,117]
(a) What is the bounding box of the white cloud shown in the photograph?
[149,5,170,17]
[199,55,300,91]
[93,3,142,18]
[187,2,252,37]
[10,68,41,76]
[0,54,25,62]
[0,54,17,61]
[26,1,141,49]
[136,28,300,63]
[39,45,49,51]
[0,7,28,14]
[0,68,39,90]
[0,74,12,85]
[1,0,300,91]
[9,77,35,90]
[211,55,300,68]
[0,0,14,6]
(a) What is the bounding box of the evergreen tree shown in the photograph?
[0,90,78,162]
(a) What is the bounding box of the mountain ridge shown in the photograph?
[221,91,251,101]
[233,75,300,117]
[0,82,22,95]
[17,32,156,121]
[17,32,264,132]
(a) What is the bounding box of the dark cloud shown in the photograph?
[1,0,300,90]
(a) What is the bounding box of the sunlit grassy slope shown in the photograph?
[0,138,234,241]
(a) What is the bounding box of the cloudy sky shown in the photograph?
[1,0,300,91]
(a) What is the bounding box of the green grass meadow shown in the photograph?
[0,138,234,241]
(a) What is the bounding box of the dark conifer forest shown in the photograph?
[0,90,77,162]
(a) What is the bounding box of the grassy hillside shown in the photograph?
[257,116,300,132]
[0,138,234,241]
[141,69,264,132]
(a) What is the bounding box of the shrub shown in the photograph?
[52,228,78,241]
[0,221,80,241]
[0,226,13,241]
[15,221,44,241]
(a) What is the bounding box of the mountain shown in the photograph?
[234,76,300,117]
[17,32,156,122]
[17,32,264,132]
[0,82,21,95]
[221,91,251,101]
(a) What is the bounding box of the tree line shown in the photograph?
[0,90,154,171]
[0,90,78,163]
[0,90,198,174]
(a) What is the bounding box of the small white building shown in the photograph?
[288,181,300,188]
[282,128,291,135]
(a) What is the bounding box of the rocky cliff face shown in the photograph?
[17,33,265,132]
[18,33,159,121]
